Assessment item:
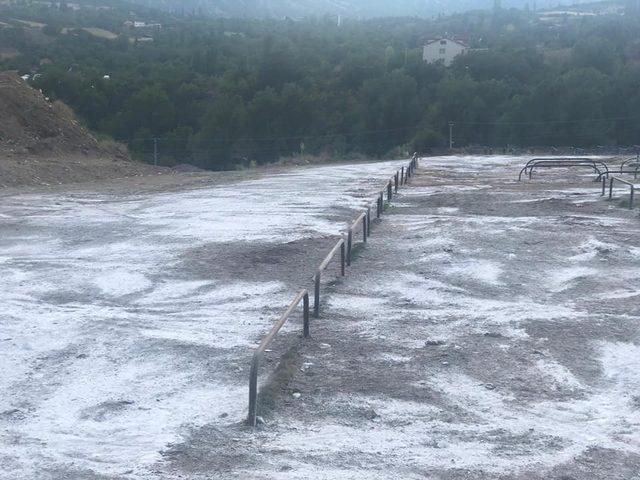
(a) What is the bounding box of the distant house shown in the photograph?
[423,38,467,67]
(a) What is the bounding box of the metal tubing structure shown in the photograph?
[609,176,635,209]
[248,156,419,427]
[518,158,610,182]
[620,155,640,173]
[599,165,640,182]
[247,289,310,427]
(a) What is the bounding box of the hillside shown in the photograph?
[0,72,102,156]
[0,72,158,188]
[128,0,604,17]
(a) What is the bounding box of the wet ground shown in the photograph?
[159,156,640,479]
[0,160,408,479]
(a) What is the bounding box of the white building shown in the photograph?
[423,38,467,67]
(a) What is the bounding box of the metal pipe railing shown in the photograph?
[620,155,640,173]
[247,289,310,426]
[247,156,420,427]
[609,176,635,209]
[518,158,610,182]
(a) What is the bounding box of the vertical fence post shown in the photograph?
[314,271,321,318]
[247,354,259,427]
[380,192,384,212]
[340,241,346,276]
[362,214,367,243]
[366,207,371,236]
[630,186,634,209]
[376,196,381,218]
[303,292,310,338]
[602,177,606,196]
[347,228,353,266]
[387,182,392,201]
[394,172,399,193]
[401,166,405,185]
[609,178,614,199]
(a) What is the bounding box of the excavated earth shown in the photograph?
[0,72,158,188]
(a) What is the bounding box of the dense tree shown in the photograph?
[2,1,640,169]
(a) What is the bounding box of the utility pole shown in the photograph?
[153,137,158,167]
[448,122,454,150]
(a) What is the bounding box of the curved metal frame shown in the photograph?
[620,155,640,173]
[518,158,610,181]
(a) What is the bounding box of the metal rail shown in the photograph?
[314,237,346,317]
[620,155,640,173]
[247,289,310,427]
[518,158,610,181]
[597,166,639,182]
[247,156,419,427]
[520,157,606,171]
[609,176,635,209]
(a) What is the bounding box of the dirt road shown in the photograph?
[159,156,640,479]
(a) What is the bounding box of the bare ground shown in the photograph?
[0,159,408,480]
[157,156,640,479]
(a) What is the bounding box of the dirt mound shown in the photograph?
[0,71,163,188]
[0,72,102,156]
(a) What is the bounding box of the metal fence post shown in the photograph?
[602,176,606,196]
[362,214,367,243]
[376,196,381,218]
[387,182,392,201]
[609,178,614,199]
[247,354,260,426]
[394,172,399,193]
[347,228,353,266]
[314,271,321,318]
[340,241,346,276]
[303,292,310,338]
[630,186,635,209]
[401,166,405,185]
[366,207,371,236]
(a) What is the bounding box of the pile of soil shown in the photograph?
[0,71,162,188]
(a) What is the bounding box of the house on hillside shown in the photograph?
[423,38,467,67]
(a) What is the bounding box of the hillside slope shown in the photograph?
[0,72,159,188]
[0,72,102,157]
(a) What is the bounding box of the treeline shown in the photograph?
[2,1,640,168]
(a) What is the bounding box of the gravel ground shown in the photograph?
[158,156,640,479]
[0,159,408,480]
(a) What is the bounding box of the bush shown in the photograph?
[411,129,444,152]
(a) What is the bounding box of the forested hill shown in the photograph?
[1,1,640,170]
[128,0,602,18]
